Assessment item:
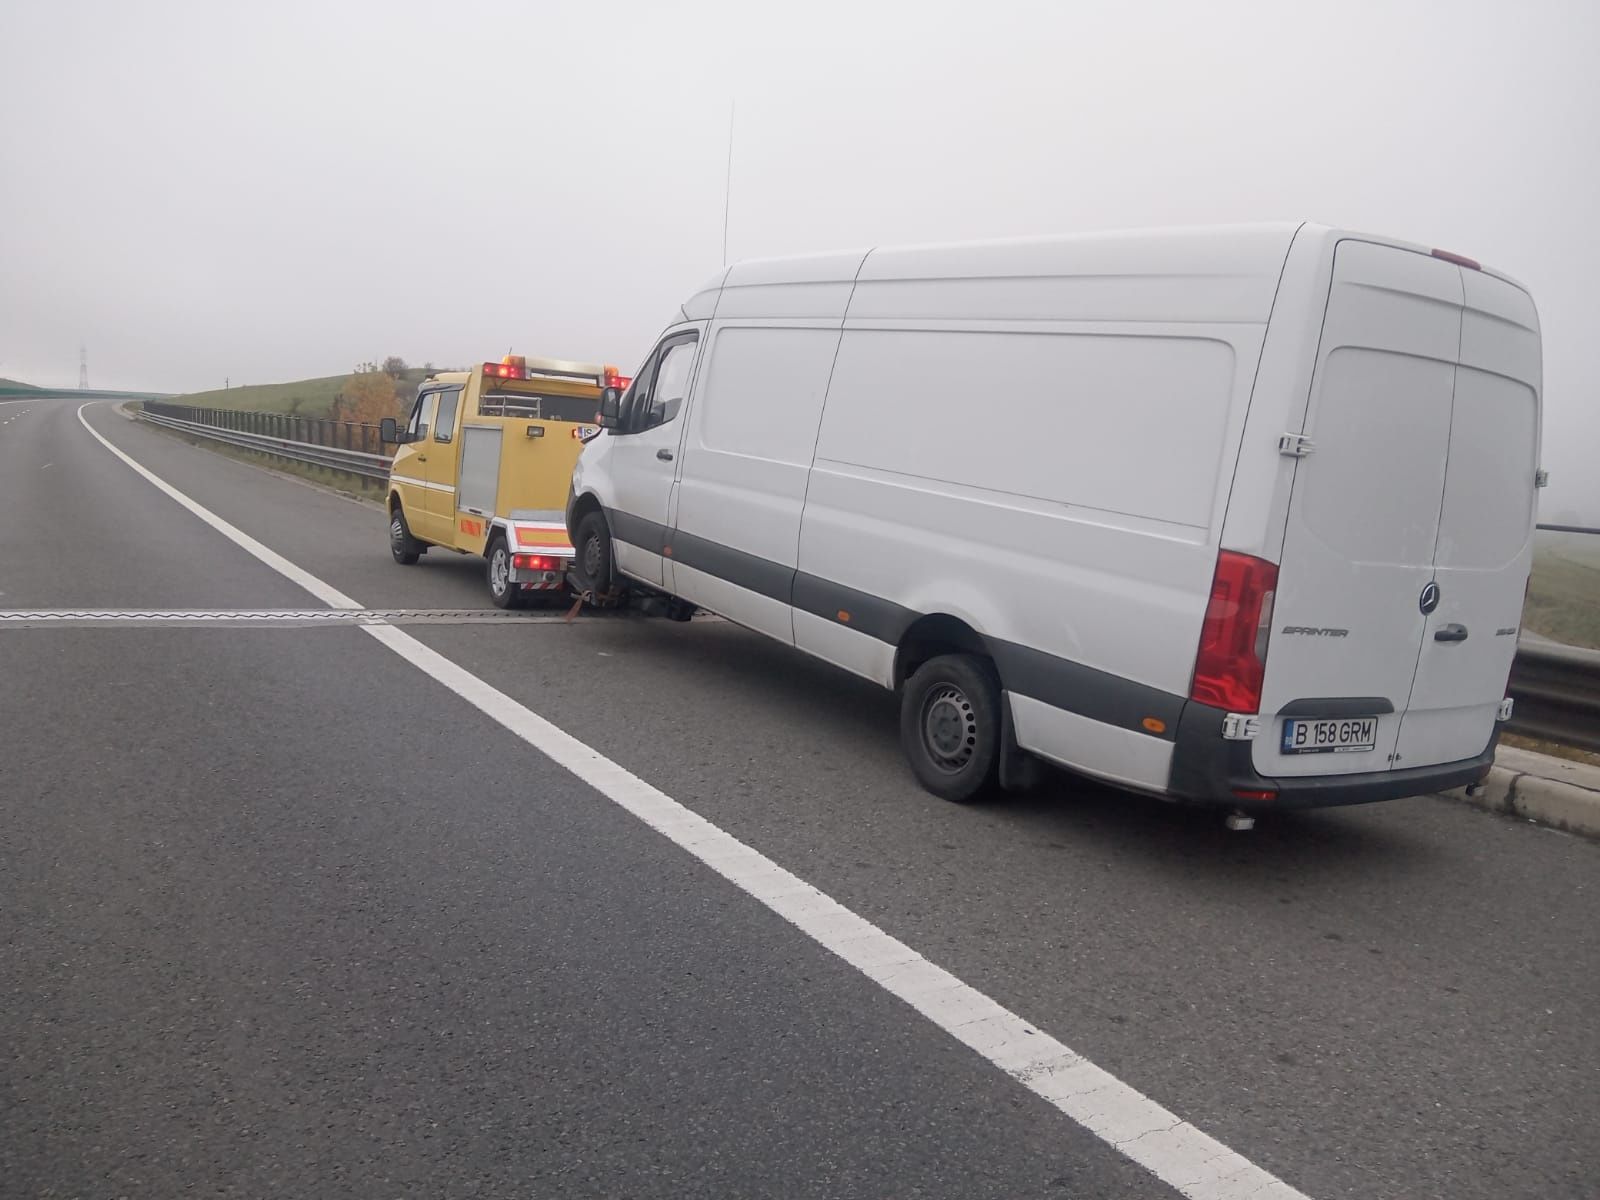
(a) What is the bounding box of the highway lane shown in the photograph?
[6,626,1174,1199]
[5,400,1598,1198]
[0,399,311,610]
[3,401,1169,1198]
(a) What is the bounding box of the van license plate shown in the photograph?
[1280,717,1377,755]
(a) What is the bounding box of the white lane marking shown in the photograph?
[76,401,1310,1200]
[0,608,580,626]
[77,404,362,610]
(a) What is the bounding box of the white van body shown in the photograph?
[570,223,1542,808]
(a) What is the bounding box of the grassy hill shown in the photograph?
[173,374,356,416]
[171,367,437,418]
[1526,533,1600,650]
[0,377,40,390]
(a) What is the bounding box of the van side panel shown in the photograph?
[672,324,844,643]
[1215,225,1336,564]
[815,329,1236,528]
[796,307,1270,772]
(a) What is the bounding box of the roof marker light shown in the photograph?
[1431,248,1482,271]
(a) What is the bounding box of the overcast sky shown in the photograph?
[2,0,1595,517]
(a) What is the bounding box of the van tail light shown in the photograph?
[1190,551,1279,714]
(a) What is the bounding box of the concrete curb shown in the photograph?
[1444,746,1600,840]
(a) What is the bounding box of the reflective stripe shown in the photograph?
[391,474,456,494]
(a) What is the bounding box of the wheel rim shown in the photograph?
[390,516,405,545]
[490,547,509,595]
[582,532,603,580]
[920,683,977,773]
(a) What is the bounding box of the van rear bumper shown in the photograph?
[1167,700,1497,810]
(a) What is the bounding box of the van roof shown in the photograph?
[688,222,1527,314]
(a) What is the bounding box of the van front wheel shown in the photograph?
[571,511,614,596]
[900,654,1002,803]
[390,507,422,565]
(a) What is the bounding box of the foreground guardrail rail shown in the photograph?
[1516,524,1600,751]
[1508,640,1600,752]
[137,401,392,482]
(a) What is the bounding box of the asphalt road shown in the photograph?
[2,399,1596,1199]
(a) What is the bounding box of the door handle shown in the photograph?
[416,454,428,463]
[656,448,674,462]
[1434,624,1469,643]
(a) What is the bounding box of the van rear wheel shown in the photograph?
[900,654,1002,803]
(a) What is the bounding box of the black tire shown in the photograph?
[486,536,525,609]
[389,505,422,565]
[571,511,614,596]
[664,597,697,622]
[899,653,1003,803]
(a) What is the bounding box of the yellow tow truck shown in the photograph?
[380,354,628,607]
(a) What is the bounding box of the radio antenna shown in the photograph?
[721,100,736,267]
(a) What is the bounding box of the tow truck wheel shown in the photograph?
[486,536,526,610]
[390,506,422,565]
[571,511,614,596]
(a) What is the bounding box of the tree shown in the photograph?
[382,355,408,380]
[334,369,405,425]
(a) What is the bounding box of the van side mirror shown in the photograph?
[379,417,400,445]
[597,387,623,429]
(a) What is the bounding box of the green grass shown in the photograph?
[172,374,356,416]
[172,367,438,419]
[1500,732,1600,767]
[0,377,39,389]
[1525,535,1600,650]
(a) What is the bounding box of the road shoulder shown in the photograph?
[1448,745,1600,838]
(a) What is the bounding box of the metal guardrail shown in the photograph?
[1508,641,1600,752]
[137,402,393,482]
[136,400,1599,751]
[1515,524,1600,750]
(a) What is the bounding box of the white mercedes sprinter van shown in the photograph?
[568,223,1542,810]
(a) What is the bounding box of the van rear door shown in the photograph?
[1253,241,1465,778]
[1392,269,1540,769]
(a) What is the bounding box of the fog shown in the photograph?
[2,0,1595,519]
